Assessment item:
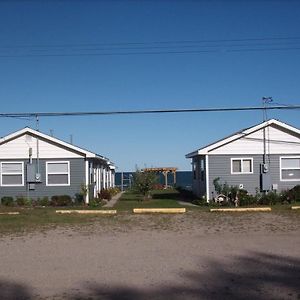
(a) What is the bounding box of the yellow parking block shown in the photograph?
[291,206,300,210]
[56,210,116,214]
[210,207,271,212]
[0,212,20,215]
[133,208,186,214]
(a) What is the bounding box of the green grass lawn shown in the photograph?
[0,206,113,236]
[1,190,299,235]
[114,189,195,211]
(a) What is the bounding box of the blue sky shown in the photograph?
[0,0,300,171]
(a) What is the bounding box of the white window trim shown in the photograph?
[231,158,253,175]
[46,161,70,186]
[0,161,24,186]
[280,156,300,182]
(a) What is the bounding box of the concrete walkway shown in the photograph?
[178,201,199,207]
[103,192,124,208]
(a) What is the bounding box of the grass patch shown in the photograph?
[0,206,113,236]
[114,189,192,211]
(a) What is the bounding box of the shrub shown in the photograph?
[109,187,120,196]
[89,198,102,207]
[36,197,50,206]
[259,191,281,205]
[1,196,14,206]
[98,189,112,200]
[192,198,208,206]
[238,190,257,206]
[50,195,72,206]
[16,197,32,206]
[280,185,300,203]
[74,193,85,205]
[132,169,158,199]
[152,183,165,190]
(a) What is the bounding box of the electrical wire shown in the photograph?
[1,36,300,57]
[1,36,300,48]
[0,105,299,118]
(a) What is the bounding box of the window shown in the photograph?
[231,158,253,174]
[280,157,300,181]
[200,159,205,181]
[1,162,24,186]
[46,161,70,186]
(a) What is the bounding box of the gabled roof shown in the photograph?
[0,127,114,165]
[186,119,300,158]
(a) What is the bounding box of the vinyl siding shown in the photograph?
[0,158,85,200]
[208,154,300,199]
[0,134,82,159]
[210,125,300,155]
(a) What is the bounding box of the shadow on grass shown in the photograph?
[151,192,180,200]
[2,252,299,299]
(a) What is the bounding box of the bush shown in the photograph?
[89,198,102,207]
[192,198,208,206]
[98,188,112,200]
[16,197,32,206]
[109,187,120,196]
[280,185,300,203]
[153,183,165,190]
[238,190,257,206]
[1,196,14,206]
[259,191,281,205]
[74,193,85,205]
[36,197,50,206]
[50,195,72,206]
[132,169,158,199]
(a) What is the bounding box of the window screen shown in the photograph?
[1,162,23,186]
[46,162,70,185]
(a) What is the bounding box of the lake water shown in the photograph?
[115,171,192,190]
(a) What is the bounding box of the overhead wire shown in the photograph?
[1,36,300,57]
[0,105,299,118]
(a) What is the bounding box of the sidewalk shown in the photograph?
[102,191,124,208]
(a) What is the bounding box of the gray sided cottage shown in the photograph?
[0,127,115,204]
[186,119,300,201]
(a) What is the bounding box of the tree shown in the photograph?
[132,169,158,200]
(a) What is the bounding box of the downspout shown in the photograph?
[205,155,210,202]
[85,160,89,204]
[36,115,40,181]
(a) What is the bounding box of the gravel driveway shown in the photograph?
[0,211,299,299]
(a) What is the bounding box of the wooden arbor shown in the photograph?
[142,167,178,188]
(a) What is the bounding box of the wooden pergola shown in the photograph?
[142,167,178,188]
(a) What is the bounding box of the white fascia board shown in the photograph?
[186,119,300,156]
[0,127,96,158]
[185,151,199,158]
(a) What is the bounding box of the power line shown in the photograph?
[0,105,299,118]
[1,47,300,58]
[1,36,300,48]
[1,36,300,57]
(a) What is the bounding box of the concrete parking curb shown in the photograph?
[291,206,300,210]
[210,207,271,212]
[133,208,186,214]
[56,210,117,214]
[0,212,20,215]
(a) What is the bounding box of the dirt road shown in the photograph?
[0,211,299,299]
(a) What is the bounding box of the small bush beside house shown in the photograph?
[50,195,73,206]
[1,196,14,206]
